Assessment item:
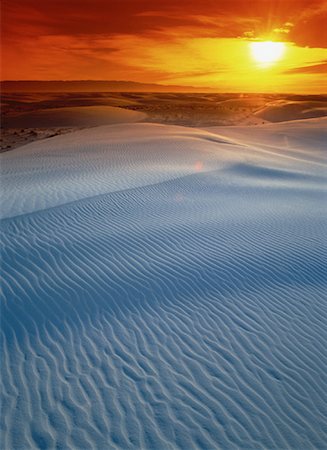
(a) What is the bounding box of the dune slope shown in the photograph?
[2,106,146,128]
[1,120,327,449]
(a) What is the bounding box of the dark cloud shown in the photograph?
[288,9,327,48]
[284,60,327,74]
[2,0,326,48]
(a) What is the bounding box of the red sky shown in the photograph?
[1,0,327,91]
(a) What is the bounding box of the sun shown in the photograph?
[250,41,285,65]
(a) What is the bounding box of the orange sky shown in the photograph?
[1,0,327,92]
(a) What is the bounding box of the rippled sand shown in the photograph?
[1,118,326,449]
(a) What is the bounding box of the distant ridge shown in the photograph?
[1,80,213,93]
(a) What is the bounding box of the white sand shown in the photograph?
[1,119,327,449]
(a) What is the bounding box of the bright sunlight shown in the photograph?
[250,41,286,65]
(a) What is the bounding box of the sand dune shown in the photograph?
[205,117,327,163]
[1,119,327,449]
[2,93,326,151]
[2,105,146,128]
[254,100,327,122]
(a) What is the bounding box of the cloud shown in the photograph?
[2,0,327,85]
[273,22,294,35]
[283,60,327,74]
[287,2,327,48]
[2,0,326,45]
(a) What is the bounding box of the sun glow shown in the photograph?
[250,41,285,65]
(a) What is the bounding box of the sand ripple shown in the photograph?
[1,121,327,449]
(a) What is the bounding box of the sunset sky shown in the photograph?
[2,0,327,92]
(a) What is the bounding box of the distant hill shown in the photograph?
[1,80,213,93]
